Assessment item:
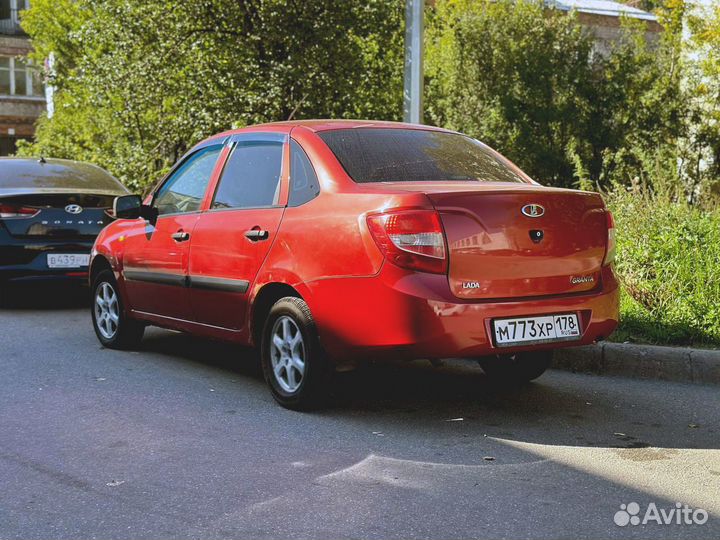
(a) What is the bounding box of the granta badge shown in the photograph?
[521,204,545,218]
[571,275,595,285]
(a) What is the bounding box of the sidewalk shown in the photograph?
[554,342,720,385]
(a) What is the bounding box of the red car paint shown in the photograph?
[91,120,618,363]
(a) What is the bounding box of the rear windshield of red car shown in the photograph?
[318,128,527,184]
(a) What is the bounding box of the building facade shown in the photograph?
[547,0,662,56]
[0,0,45,156]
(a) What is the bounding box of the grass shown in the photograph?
[606,188,720,349]
[610,290,719,349]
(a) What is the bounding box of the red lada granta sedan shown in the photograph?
[90,121,618,409]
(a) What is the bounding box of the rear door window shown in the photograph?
[288,140,320,206]
[318,128,526,184]
[212,141,283,209]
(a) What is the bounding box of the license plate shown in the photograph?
[493,313,581,347]
[47,253,90,269]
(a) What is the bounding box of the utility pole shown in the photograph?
[403,0,424,124]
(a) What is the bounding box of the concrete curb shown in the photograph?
[553,342,720,385]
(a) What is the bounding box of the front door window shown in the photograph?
[154,145,223,215]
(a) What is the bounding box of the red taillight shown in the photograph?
[367,209,448,274]
[604,210,616,266]
[0,203,39,219]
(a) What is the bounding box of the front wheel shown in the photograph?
[91,270,145,349]
[260,296,330,410]
[478,350,553,383]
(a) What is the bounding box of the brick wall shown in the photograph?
[576,12,662,57]
[0,33,45,155]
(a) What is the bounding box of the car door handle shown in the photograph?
[244,228,269,241]
[171,231,190,242]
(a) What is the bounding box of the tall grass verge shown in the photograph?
[607,188,720,347]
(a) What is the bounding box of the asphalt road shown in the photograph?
[1,283,719,540]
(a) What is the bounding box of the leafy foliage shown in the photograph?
[425,0,690,191]
[608,187,720,346]
[19,0,404,191]
[425,0,595,187]
[685,0,720,204]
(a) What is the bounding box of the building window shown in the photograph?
[0,56,43,97]
[0,0,30,20]
[0,1,11,20]
[0,135,22,156]
[0,0,30,34]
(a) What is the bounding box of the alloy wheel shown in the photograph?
[94,282,120,340]
[270,315,306,393]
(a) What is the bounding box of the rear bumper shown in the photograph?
[0,239,93,282]
[307,263,619,362]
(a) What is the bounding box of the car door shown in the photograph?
[122,143,224,321]
[187,133,287,330]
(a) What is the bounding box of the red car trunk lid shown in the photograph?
[427,187,608,300]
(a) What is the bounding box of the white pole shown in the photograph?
[403,0,424,124]
[45,52,55,119]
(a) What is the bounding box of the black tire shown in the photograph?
[478,350,553,383]
[260,296,330,410]
[91,269,145,349]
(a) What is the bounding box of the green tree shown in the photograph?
[19,0,404,191]
[425,0,688,191]
[685,0,720,203]
[425,0,595,188]
[588,0,687,193]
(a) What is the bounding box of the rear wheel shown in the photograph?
[260,297,330,410]
[91,270,144,349]
[478,350,553,383]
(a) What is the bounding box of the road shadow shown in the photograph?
[0,280,89,310]
[134,328,719,452]
[3,317,717,539]
[326,359,718,450]
[140,327,263,378]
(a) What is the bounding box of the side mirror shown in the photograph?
[113,195,158,224]
[113,195,142,219]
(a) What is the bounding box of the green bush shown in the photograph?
[608,189,720,346]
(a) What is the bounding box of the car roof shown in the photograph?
[0,157,129,197]
[210,120,453,140]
